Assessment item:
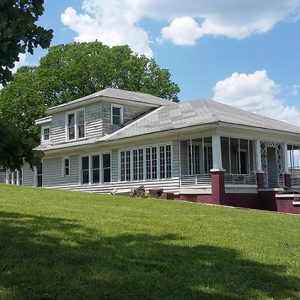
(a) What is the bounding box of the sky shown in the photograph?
[17,0,300,126]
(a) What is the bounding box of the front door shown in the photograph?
[267,147,278,187]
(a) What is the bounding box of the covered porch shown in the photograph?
[179,134,291,191]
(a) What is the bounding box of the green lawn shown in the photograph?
[0,185,299,299]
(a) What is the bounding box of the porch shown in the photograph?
[179,135,294,191]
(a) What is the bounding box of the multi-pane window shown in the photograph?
[133,149,144,181]
[81,154,111,184]
[120,144,171,181]
[63,158,70,176]
[120,150,131,181]
[92,155,100,183]
[112,105,123,126]
[102,154,111,183]
[43,127,50,141]
[67,110,85,140]
[81,156,89,184]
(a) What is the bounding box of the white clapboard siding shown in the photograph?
[23,163,35,187]
[85,102,103,139]
[50,112,65,144]
[42,155,80,187]
[172,140,180,177]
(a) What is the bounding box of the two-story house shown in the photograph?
[4,88,300,214]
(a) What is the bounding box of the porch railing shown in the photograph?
[224,174,257,185]
[291,176,300,186]
[180,174,211,186]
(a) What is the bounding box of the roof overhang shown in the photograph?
[35,116,52,125]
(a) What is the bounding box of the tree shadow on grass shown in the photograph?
[0,211,299,300]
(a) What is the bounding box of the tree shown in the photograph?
[0,42,180,170]
[0,0,53,85]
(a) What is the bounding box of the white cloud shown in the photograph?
[61,0,300,54]
[213,70,300,126]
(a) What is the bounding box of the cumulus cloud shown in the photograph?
[213,70,300,126]
[61,0,300,54]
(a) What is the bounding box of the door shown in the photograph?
[36,164,43,187]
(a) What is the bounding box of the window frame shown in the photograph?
[62,157,71,177]
[65,109,86,141]
[111,104,123,126]
[118,142,173,182]
[42,126,51,142]
[79,151,112,185]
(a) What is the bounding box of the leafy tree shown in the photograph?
[0,118,43,171]
[0,0,53,85]
[0,41,180,170]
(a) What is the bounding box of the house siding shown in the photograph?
[23,163,35,187]
[42,155,79,187]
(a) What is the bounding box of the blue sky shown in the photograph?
[22,0,300,125]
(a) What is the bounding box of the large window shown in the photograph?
[67,110,85,141]
[102,154,111,183]
[120,144,172,181]
[81,156,89,184]
[111,104,123,126]
[81,153,111,184]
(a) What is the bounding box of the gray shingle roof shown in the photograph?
[46,88,172,113]
[104,99,300,141]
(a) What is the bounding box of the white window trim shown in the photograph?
[62,157,71,177]
[79,151,112,185]
[118,142,173,182]
[41,126,51,142]
[65,108,86,141]
[111,104,123,126]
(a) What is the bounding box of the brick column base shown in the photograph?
[256,172,264,189]
[284,173,291,188]
[211,170,225,205]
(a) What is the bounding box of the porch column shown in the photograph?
[255,140,264,189]
[5,170,9,184]
[283,143,291,188]
[211,134,225,204]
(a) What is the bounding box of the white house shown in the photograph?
[5,88,300,214]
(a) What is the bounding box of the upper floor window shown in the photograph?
[42,126,50,142]
[111,104,123,126]
[67,110,85,141]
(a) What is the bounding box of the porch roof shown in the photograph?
[104,99,300,141]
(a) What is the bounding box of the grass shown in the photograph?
[0,185,299,299]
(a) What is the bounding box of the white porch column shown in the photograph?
[255,140,262,172]
[5,170,9,184]
[283,143,289,174]
[211,134,224,171]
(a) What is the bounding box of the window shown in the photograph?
[111,105,123,126]
[80,153,111,184]
[36,164,42,187]
[42,127,50,141]
[133,149,144,181]
[19,169,23,185]
[67,110,85,140]
[102,153,111,183]
[81,156,89,184]
[63,158,70,177]
[92,155,100,183]
[120,144,171,181]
